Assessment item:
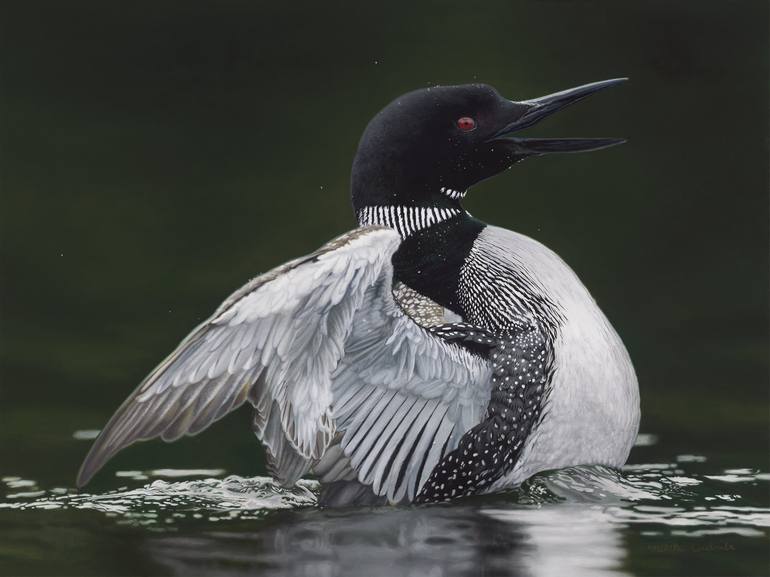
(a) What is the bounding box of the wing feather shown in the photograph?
[76,227,401,487]
[328,266,492,504]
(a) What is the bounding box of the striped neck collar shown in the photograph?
[440,186,467,201]
[357,205,464,238]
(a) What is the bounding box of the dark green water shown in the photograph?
[1,1,768,575]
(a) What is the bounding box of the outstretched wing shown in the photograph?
[77,227,401,487]
[78,224,495,501]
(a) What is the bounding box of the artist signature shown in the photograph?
[647,542,736,554]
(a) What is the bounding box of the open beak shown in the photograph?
[489,78,627,155]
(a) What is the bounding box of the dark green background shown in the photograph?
[1,1,768,575]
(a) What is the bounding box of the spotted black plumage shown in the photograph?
[416,322,554,503]
[427,322,498,356]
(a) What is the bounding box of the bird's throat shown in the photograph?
[391,213,486,317]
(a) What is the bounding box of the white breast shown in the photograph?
[462,226,640,489]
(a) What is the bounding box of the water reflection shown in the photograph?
[147,506,536,577]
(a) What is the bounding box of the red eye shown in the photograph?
[456,117,476,132]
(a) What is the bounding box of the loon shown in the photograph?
[77,79,639,506]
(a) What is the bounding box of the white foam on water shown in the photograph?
[72,429,101,440]
[0,474,318,525]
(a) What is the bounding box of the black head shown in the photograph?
[351,79,626,212]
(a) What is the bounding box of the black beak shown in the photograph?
[489,78,627,155]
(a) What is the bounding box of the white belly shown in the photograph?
[464,226,640,490]
[492,303,640,490]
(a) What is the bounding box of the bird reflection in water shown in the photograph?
[145,502,628,577]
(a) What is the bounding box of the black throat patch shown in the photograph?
[391,213,486,318]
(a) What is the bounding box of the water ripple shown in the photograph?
[0,474,318,524]
[1,462,768,536]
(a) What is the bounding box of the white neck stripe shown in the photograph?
[358,205,463,237]
[439,186,467,200]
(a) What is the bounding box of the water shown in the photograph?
[1,1,768,575]
[1,432,768,576]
